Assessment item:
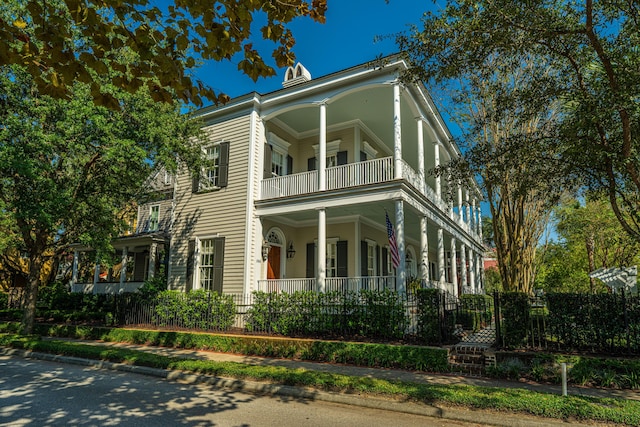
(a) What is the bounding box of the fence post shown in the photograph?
[495,291,500,346]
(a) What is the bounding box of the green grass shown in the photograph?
[1,333,639,426]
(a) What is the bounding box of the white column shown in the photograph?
[457,182,463,225]
[317,208,326,292]
[93,260,100,294]
[476,252,483,292]
[450,237,458,297]
[471,198,477,234]
[395,200,406,293]
[434,142,441,199]
[477,205,483,237]
[460,243,467,291]
[437,228,445,286]
[148,242,157,279]
[319,102,327,191]
[71,250,79,288]
[416,118,425,193]
[354,127,361,162]
[393,82,402,180]
[469,249,476,293]
[465,189,471,231]
[120,247,128,286]
[420,216,429,284]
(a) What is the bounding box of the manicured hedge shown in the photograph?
[0,322,449,372]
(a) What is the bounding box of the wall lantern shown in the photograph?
[261,240,271,261]
[286,242,296,259]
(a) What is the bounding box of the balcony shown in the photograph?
[260,156,479,240]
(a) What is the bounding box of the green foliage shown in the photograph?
[0,0,327,107]
[499,292,530,349]
[415,288,455,344]
[245,290,407,340]
[153,290,236,331]
[137,274,168,301]
[1,332,640,425]
[0,292,7,309]
[458,294,493,331]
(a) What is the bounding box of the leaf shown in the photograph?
[13,19,27,30]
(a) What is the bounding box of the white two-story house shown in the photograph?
[167,56,485,297]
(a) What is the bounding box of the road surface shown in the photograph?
[0,354,486,426]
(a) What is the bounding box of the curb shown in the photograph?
[0,348,598,427]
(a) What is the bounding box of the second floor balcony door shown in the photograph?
[267,246,281,280]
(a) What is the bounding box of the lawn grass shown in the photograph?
[1,332,639,426]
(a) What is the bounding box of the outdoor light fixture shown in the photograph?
[286,242,296,259]
[261,240,270,261]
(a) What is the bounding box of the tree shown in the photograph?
[0,65,202,334]
[397,0,640,241]
[0,0,327,108]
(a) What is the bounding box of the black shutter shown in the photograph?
[360,151,367,162]
[212,237,225,293]
[376,245,381,276]
[360,241,368,276]
[337,240,348,277]
[382,247,389,276]
[218,141,230,188]
[337,151,347,166]
[263,143,272,179]
[191,174,200,193]
[286,155,293,175]
[186,240,195,291]
[306,243,315,278]
[307,157,316,171]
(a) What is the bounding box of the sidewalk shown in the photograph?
[5,337,640,426]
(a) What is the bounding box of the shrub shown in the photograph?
[153,290,236,331]
[499,292,530,348]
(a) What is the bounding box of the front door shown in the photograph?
[267,246,281,279]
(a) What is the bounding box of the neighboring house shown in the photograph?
[168,56,485,297]
[70,169,173,293]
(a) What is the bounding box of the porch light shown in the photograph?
[261,240,270,261]
[286,242,296,259]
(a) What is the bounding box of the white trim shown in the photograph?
[243,111,259,294]
[193,236,201,290]
[149,204,160,232]
[265,226,287,279]
[268,132,291,152]
[312,139,341,159]
[362,140,378,160]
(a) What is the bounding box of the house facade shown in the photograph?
[167,57,485,297]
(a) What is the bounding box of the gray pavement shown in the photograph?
[2,338,639,426]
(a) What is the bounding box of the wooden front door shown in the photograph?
[267,246,281,279]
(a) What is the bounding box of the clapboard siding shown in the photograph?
[137,199,172,234]
[170,114,252,293]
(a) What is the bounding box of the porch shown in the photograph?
[256,277,457,295]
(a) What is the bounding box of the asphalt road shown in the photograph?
[0,355,485,427]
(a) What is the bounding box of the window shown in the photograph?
[326,240,337,278]
[366,240,376,276]
[272,150,286,176]
[203,145,220,189]
[385,246,395,276]
[194,142,229,192]
[163,171,172,185]
[149,205,159,232]
[199,239,215,290]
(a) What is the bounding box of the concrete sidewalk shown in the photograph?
[5,338,639,426]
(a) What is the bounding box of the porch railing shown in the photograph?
[256,276,398,293]
[71,282,145,294]
[261,170,319,199]
[256,278,316,293]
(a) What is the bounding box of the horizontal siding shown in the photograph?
[137,199,172,234]
[170,114,252,293]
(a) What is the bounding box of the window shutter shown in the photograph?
[306,243,315,278]
[337,151,347,166]
[212,237,225,293]
[264,143,272,179]
[382,247,389,276]
[307,157,316,171]
[218,141,230,188]
[337,240,348,277]
[360,151,367,162]
[286,155,293,175]
[360,241,368,276]
[191,174,200,193]
[186,240,195,291]
[376,245,381,276]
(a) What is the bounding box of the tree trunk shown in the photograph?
[21,253,44,335]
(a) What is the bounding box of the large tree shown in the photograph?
[0,65,202,333]
[0,0,327,108]
[397,0,640,241]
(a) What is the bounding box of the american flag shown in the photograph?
[386,211,400,269]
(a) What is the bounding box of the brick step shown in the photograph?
[449,354,485,364]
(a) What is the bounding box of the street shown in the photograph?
[0,355,485,427]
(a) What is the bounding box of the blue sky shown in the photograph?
[198,1,442,99]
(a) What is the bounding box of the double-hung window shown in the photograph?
[196,237,225,292]
[203,145,220,189]
[193,141,229,192]
[326,239,338,278]
[149,205,160,232]
[366,240,376,276]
